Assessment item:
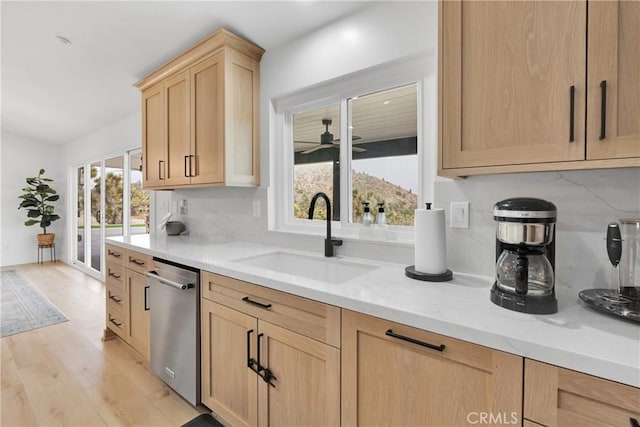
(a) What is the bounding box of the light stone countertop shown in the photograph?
[107,234,640,388]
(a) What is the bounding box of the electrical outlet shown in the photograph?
[178,199,187,215]
[450,202,469,228]
[252,201,261,218]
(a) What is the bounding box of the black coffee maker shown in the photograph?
[491,198,558,314]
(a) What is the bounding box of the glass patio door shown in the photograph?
[73,160,105,277]
[72,151,148,279]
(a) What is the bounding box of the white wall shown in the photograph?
[1,132,66,266]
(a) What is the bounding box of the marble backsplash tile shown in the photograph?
[435,168,640,291]
[154,167,639,291]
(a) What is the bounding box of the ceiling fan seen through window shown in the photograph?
[296,119,365,155]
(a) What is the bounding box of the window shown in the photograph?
[271,57,433,242]
[349,85,418,226]
[292,85,418,229]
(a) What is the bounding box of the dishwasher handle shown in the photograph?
[145,270,194,290]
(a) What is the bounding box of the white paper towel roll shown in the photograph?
[414,207,447,274]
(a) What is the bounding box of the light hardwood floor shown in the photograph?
[1,262,201,426]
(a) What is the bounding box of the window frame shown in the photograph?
[269,56,433,243]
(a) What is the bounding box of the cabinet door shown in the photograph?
[441,1,586,170]
[190,53,225,185]
[224,49,260,186]
[587,1,640,160]
[127,270,150,361]
[257,320,340,427]
[201,299,258,427]
[342,310,522,427]
[524,359,640,427]
[164,70,191,186]
[142,82,165,188]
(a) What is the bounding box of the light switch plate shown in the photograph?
[450,202,469,228]
[252,201,261,218]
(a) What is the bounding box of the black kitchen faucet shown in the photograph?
[308,192,343,257]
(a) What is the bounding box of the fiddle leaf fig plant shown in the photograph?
[18,169,61,235]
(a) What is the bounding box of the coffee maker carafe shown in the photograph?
[491,198,558,314]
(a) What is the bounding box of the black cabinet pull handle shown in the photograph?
[385,329,446,352]
[189,155,195,177]
[108,250,121,258]
[109,317,122,327]
[159,160,165,180]
[109,294,122,303]
[257,332,264,372]
[184,155,189,177]
[247,329,256,369]
[108,272,121,279]
[144,285,150,311]
[599,80,607,140]
[242,296,272,310]
[630,418,640,427]
[255,332,276,387]
[569,85,575,143]
[130,258,145,266]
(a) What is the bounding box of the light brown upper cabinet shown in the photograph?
[141,83,165,187]
[439,1,640,177]
[135,29,264,189]
[587,1,640,160]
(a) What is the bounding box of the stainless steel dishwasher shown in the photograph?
[145,258,200,406]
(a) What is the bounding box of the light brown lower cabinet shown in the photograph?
[341,310,523,427]
[201,272,340,427]
[524,359,640,427]
[127,269,150,361]
[104,244,151,362]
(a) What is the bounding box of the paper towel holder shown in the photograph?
[405,265,453,282]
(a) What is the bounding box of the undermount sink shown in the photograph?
[233,251,378,284]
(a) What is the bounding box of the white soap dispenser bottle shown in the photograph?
[360,202,374,238]
[374,202,389,240]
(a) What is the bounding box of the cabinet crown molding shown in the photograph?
[134,28,264,91]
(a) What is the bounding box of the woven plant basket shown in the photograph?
[37,233,55,246]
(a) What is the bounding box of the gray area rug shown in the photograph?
[1,270,68,337]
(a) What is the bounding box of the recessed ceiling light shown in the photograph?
[383,100,390,105]
[56,35,72,45]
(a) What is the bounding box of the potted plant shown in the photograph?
[18,169,61,245]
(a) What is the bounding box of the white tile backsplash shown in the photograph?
[435,168,640,291]
[154,168,640,290]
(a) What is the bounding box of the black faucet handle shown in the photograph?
[332,239,343,246]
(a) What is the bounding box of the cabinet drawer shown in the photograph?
[106,262,125,287]
[106,300,128,340]
[201,272,340,348]
[125,250,152,275]
[524,359,640,427]
[106,283,127,312]
[105,244,125,265]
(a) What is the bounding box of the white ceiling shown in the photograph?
[1,1,375,145]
